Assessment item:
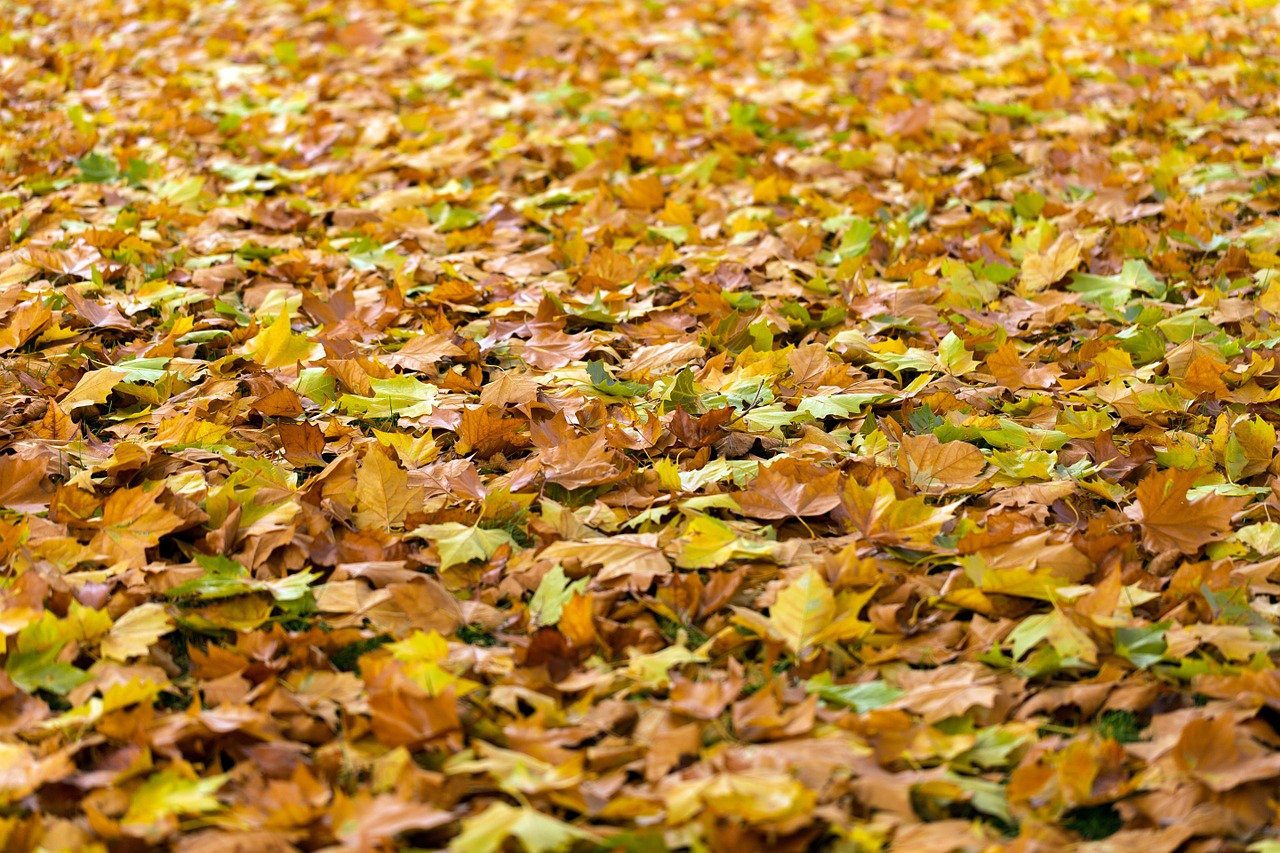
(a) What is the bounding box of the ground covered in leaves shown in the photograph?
[4,0,1280,850]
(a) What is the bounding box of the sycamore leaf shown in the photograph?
[1127,467,1246,554]
[768,570,835,658]
[244,310,322,368]
[88,486,184,569]
[1019,233,1081,293]
[675,514,776,569]
[60,367,125,411]
[897,433,986,493]
[806,673,905,712]
[411,523,517,572]
[539,533,671,583]
[6,646,90,696]
[121,770,227,837]
[451,802,600,853]
[840,476,956,549]
[937,331,980,376]
[733,458,842,519]
[528,563,589,626]
[101,602,173,661]
[340,376,439,419]
[355,448,413,529]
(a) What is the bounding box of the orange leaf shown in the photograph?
[733,458,842,520]
[897,434,986,494]
[1128,468,1245,554]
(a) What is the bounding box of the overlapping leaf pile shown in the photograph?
[4,0,1280,849]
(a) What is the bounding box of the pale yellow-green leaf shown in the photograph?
[355,449,411,529]
[528,564,588,626]
[937,332,980,376]
[451,802,599,853]
[61,368,125,411]
[675,514,775,569]
[121,770,226,835]
[101,603,173,661]
[623,643,707,690]
[244,310,321,369]
[768,569,834,657]
[411,522,517,572]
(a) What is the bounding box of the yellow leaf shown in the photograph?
[411,522,517,572]
[768,569,834,658]
[1019,234,1081,293]
[101,603,173,661]
[355,449,412,529]
[897,433,987,494]
[451,802,599,853]
[61,368,125,412]
[245,311,321,369]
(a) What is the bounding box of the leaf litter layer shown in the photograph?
[3,0,1280,850]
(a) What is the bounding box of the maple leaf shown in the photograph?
[121,770,227,839]
[897,433,987,494]
[12,0,1280,846]
[733,458,842,520]
[101,602,173,661]
[838,476,957,549]
[411,523,517,572]
[0,454,52,511]
[986,341,1061,391]
[355,448,415,529]
[244,311,322,369]
[364,660,462,750]
[88,486,184,568]
[528,564,589,626]
[279,421,326,467]
[59,367,125,412]
[767,569,835,658]
[454,404,527,458]
[539,533,670,583]
[1126,468,1246,554]
[1019,233,1082,293]
[452,802,600,853]
[520,329,595,370]
[538,430,629,490]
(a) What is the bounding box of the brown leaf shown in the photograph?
[364,660,461,749]
[520,329,595,370]
[733,458,842,519]
[0,453,52,511]
[279,422,326,467]
[668,406,733,449]
[454,404,528,459]
[386,578,464,634]
[897,433,986,494]
[540,431,630,490]
[1128,468,1245,554]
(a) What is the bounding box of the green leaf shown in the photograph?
[121,770,227,835]
[166,554,318,602]
[675,515,775,569]
[663,368,701,414]
[410,523,518,572]
[339,376,439,419]
[805,673,904,712]
[937,331,980,376]
[1115,622,1170,669]
[586,360,650,398]
[76,151,120,184]
[528,564,589,627]
[6,646,90,696]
